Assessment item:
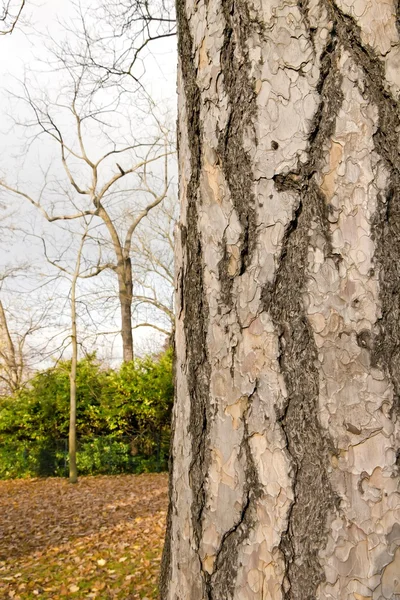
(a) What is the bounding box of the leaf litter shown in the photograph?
[0,473,168,599]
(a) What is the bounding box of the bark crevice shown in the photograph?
[262,32,343,599]
[160,1,211,596]
[217,0,258,304]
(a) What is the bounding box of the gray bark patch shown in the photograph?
[325,0,400,424]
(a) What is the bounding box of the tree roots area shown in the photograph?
[0,474,168,599]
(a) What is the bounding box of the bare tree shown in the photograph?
[0,266,47,394]
[0,300,29,393]
[40,218,111,482]
[131,194,176,336]
[75,192,177,356]
[50,0,176,92]
[0,56,174,361]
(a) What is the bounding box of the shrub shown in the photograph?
[0,350,173,479]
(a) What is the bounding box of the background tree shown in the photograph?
[0,267,51,394]
[58,0,176,90]
[0,299,38,394]
[0,0,178,364]
[162,0,400,598]
[0,0,29,391]
[38,218,114,482]
[0,62,174,362]
[130,194,176,337]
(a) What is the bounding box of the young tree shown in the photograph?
[41,219,110,483]
[161,0,400,598]
[67,230,84,483]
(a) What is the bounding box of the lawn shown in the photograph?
[0,473,168,599]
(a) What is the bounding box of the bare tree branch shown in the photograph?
[0,0,25,36]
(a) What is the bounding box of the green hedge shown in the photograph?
[0,440,67,479]
[0,350,173,479]
[0,434,170,479]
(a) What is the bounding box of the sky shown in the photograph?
[0,1,177,98]
[0,0,178,365]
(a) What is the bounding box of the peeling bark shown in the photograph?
[325,6,400,422]
[162,0,400,598]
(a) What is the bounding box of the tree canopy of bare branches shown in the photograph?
[0,37,175,361]
[51,0,176,92]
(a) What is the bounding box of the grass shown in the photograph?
[0,473,168,599]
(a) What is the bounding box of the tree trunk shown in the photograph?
[161,0,400,598]
[69,347,78,484]
[118,257,134,363]
[69,256,79,484]
[0,300,20,394]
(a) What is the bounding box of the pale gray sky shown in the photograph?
[0,1,177,97]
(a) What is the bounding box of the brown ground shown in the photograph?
[0,473,168,599]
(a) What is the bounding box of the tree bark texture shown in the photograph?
[161,0,400,598]
[118,257,134,363]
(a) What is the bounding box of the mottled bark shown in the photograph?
[162,0,400,598]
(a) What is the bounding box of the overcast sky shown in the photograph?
[0,1,177,97]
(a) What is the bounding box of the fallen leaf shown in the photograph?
[0,474,168,600]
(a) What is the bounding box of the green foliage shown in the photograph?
[0,354,107,442]
[103,350,174,435]
[76,435,169,476]
[0,440,67,479]
[77,438,131,475]
[0,350,173,479]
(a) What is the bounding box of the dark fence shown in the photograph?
[0,430,170,479]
